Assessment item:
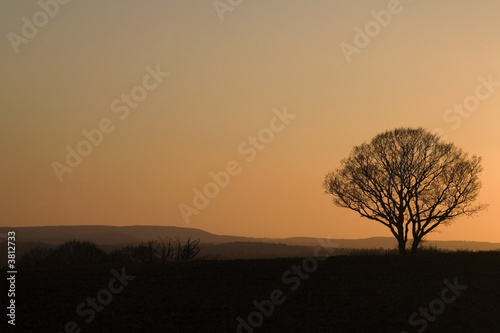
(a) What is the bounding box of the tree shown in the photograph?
[51,240,107,265]
[323,127,487,254]
[107,237,203,263]
[19,246,54,268]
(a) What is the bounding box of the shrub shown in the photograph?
[51,240,107,266]
[19,246,54,268]
[108,237,202,263]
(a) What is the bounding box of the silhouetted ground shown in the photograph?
[3,251,500,332]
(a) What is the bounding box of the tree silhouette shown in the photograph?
[51,240,107,265]
[19,240,107,267]
[107,237,202,263]
[323,128,487,254]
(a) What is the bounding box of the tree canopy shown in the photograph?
[323,127,486,254]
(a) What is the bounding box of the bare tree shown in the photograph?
[145,240,158,262]
[172,236,202,262]
[323,128,487,254]
[157,236,174,262]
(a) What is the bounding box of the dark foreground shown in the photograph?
[3,251,500,332]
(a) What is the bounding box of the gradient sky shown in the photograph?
[1,0,499,242]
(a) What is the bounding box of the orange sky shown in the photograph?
[1,0,499,242]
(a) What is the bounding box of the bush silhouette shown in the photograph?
[108,244,152,263]
[108,237,202,263]
[51,240,107,266]
[20,238,203,267]
[19,246,54,268]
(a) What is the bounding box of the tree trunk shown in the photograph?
[398,239,407,254]
[410,237,421,253]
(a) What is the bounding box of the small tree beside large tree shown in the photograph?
[323,127,487,254]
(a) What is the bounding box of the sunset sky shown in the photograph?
[1,0,499,243]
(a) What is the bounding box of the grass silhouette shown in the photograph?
[6,246,500,332]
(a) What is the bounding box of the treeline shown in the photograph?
[19,237,202,268]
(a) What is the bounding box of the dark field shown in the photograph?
[4,251,500,332]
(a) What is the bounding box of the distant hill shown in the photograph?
[1,225,499,261]
[0,225,263,245]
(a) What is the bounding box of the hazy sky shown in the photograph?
[1,0,499,242]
